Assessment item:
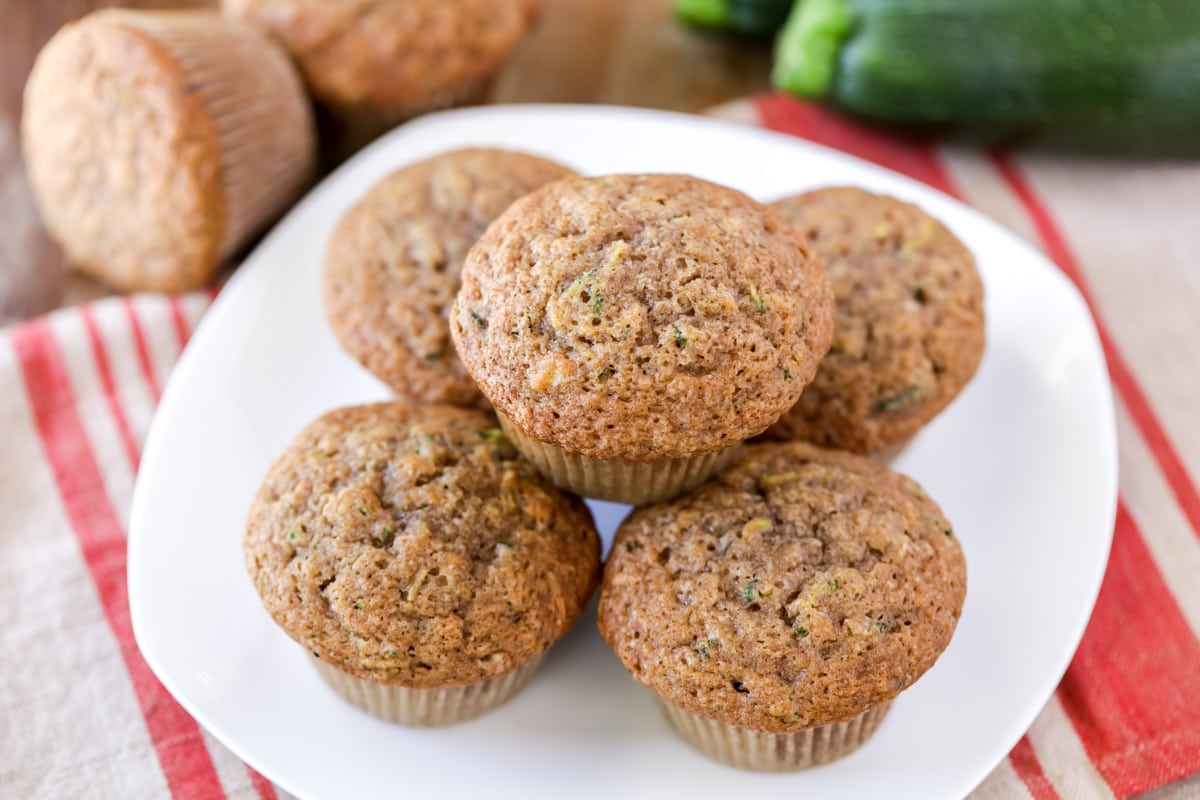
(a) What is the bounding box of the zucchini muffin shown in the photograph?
[764,187,985,453]
[223,0,539,147]
[22,9,314,292]
[244,402,601,725]
[598,442,966,770]
[323,148,574,408]
[451,174,835,504]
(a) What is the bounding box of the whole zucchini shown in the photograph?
[773,0,1200,156]
[675,0,794,37]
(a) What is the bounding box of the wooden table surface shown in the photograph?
[0,0,771,327]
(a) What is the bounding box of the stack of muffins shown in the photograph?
[243,146,983,771]
[21,2,982,770]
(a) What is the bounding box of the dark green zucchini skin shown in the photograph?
[675,0,794,37]
[774,0,1200,156]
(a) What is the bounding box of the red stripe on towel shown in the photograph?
[1009,735,1062,800]
[1057,501,1200,795]
[753,94,960,197]
[12,318,227,800]
[991,154,1200,545]
[122,296,162,403]
[167,295,191,353]
[248,768,278,800]
[80,305,140,471]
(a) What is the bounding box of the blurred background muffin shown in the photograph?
[222,0,542,157]
[1,0,770,323]
[21,8,314,292]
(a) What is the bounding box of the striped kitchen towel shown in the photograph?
[1,95,1198,798]
[1,292,285,800]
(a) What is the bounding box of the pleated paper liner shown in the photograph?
[497,412,738,505]
[104,10,315,268]
[310,652,545,726]
[658,698,892,771]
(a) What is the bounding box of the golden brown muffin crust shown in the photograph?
[22,12,224,291]
[451,174,835,462]
[322,149,575,408]
[764,188,985,453]
[244,402,601,688]
[222,0,537,109]
[598,442,966,733]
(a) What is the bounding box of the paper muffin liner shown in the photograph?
[869,438,912,465]
[497,413,736,505]
[310,651,544,726]
[658,699,892,771]
[104,10,315,266]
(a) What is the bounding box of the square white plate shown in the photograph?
[129,105,1117,800]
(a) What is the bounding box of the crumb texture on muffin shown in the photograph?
[598,442,966,733]
[323,148,574,407]
[451,174,835,461]
[222,0,537,109]
[244,402,601,688]
[765,187,985,452]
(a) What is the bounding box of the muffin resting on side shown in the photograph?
[223,0,539,140]
[244,402,601,725]
[22,9,314,292]
[451,173,835,504]
[765,187,985,453]
[598,442,966,770]
[323,148,575,408]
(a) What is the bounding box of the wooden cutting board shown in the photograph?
[0,0,771,325]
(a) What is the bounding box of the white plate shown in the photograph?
[129,105,1117,800]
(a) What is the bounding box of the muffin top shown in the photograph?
[244,402,601,688]
[222,0,538,109]
[22,10,225,291]
[323,148,575,408]
[764,187,985,453]
[451,174,835,462]
[598,442,966,733]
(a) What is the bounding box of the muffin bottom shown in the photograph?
[310,651,543,726]
[497,413,737,505]
[658,699,892,771]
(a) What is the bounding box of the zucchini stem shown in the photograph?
[773,0,854,97]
